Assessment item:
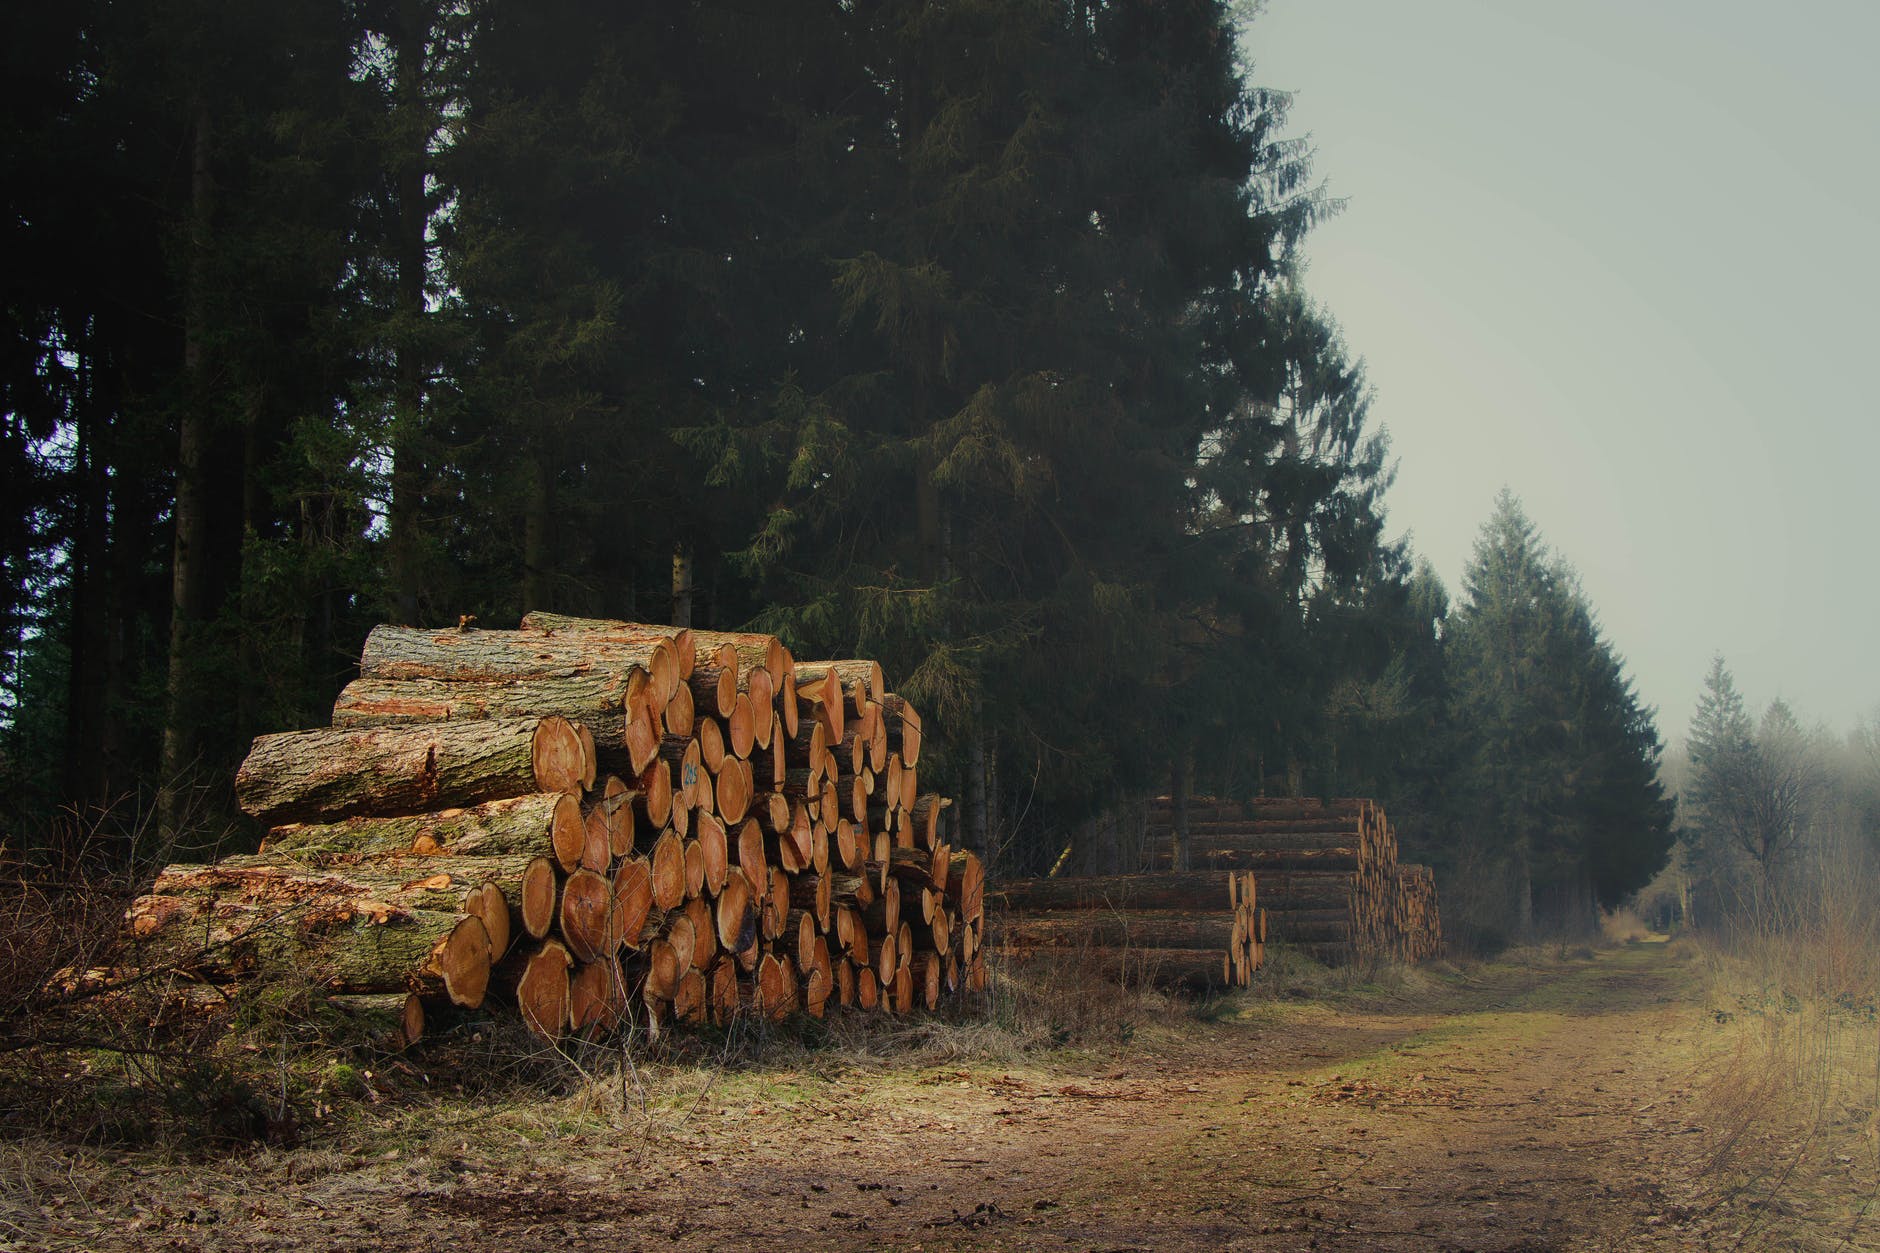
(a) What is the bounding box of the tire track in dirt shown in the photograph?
[69,946,1741,1252]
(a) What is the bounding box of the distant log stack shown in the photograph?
[125,617,984,1044]
[989,871,1264,989]
[1143,796,1442,964]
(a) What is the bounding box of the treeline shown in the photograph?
[1655,660,1880,934]
[2,1,1671,945]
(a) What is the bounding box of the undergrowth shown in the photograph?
[1683,895,1880,1247]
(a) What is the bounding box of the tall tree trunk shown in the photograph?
[1169,754,1190,873]
[522,453,550,613]
[386,0,431,626]
[1515,838,1533,937]
[64,325,112,816]
[236,395,266,744]
[915,434,941,581]
[160,99,214,839]
[671,544,693,628]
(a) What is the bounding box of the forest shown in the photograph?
[5,0,1683,948]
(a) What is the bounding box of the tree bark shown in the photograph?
[159,97,216,840]
[331,673,639,774]
[128,874,492,1008]
[992,872,1240,914]
[234,715,589,825]
[260,791,581,860]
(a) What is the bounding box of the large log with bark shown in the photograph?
[127,867,493,1007]
[261,792,582,861]
[993,871,1248,914]
[235,716,589,826]
[330,674,641,776]
[991,910,1251,951]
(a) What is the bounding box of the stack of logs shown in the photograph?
[1143,796,1441,964]
[989,871,1265,989]
[126,615,986,1044]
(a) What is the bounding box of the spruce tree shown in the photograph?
[1447,492,1671,937]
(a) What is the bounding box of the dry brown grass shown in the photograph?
[1683,870,1880,1247]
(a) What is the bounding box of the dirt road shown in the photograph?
[14,943,1876,1251]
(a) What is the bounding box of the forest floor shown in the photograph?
[7,941,1879,1251]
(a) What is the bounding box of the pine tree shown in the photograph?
[1447,492,1671,937]
[1685,659,1823,923]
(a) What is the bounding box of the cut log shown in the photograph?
[126,882,494,1008]
[796,668,843,742]
[864,701,887,773]
[1141,848,1364,872]
[330,673,641,776]
[624,699,661,777]
[767,717,788,787]
[910,794,949,850]
[673,967,708,1024]
[597,776,637,859]
[649,832,686,912]
[576,803,611,873]
[945,851,985,926]
[715,873,758,957]
[569,958,629,1037]
[716,757,753,826]
[326,991,425,1048]
[520,855,559,939]
[733,818,767,895]
[789,872,834,931]
[991,911,1249,951]
[513,940,573,1040]
[684,891,718,970]
[662,682,695,738]
[610,857,654,952]
[830,817,859,872]
[235,716,590,826]
[880,694,922,768]
[664,911,698,975]
[689,662,739,721]
[682,838,706,900]
[688,629,789,688]
[728,694,756,758]
[708,959,740,1026]
[764,867,791,942]
[144,854,535,918]
[911,951,941,1010]
[793,660,882,718]
[777,668,799,741]
[558,868,613,963]
[755,952,792,1021]
[698,716,727,774]
[360,624,682,707]
[465,880,513,962]
[637,760,673,830]
[262,791,582,862]
[993,872,1241,914]
[694,812,730,896]
[517,612,693,673]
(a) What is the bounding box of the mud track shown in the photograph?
[19,944,1872,1251]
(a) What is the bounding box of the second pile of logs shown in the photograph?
[1143,796,1442,963]
[988,870,1265,989]
[126,614,987,1043]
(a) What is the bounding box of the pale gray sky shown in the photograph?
[1250,0,1880,741]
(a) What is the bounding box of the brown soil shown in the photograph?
[9,943,1877,1251]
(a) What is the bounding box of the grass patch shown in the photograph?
[1681,926,1880,1247]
